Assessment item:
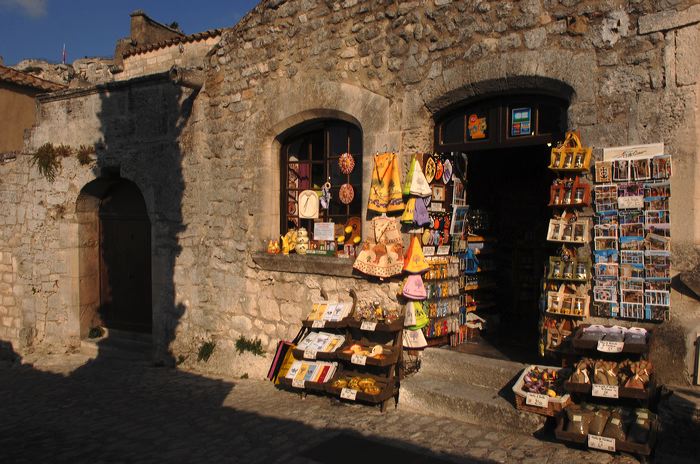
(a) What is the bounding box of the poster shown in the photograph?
[511,107,532,137]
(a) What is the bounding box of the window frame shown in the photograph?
[280,120,363,236]
[434,94,568,152]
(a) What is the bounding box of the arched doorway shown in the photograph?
[77,177,152,336]
[435,93,569,357]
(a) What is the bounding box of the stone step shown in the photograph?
[400,375,547,434]
[416,347,529,390]
[80,329,152,362]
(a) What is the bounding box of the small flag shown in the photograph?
[62,44,66,64]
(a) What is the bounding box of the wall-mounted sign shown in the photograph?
[511,107,532,137]
[468,113,488,140]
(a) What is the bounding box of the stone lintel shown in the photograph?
[252,252,360,278]
[638,5,700,35]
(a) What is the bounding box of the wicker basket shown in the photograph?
[512,365,572,417]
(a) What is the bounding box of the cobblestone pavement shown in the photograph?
[0,354,643,464]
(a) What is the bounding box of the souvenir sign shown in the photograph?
[511,107,532,137]
[298,190,319,219]
[431,185,446,202]
[338,152,355,174]
[468,113,487,140]
[595,161,613,183]
[424,156,436,183]
[339,183,354,204]
[588,434,616,452]
[313,222,335,241]
[442,159,453,185]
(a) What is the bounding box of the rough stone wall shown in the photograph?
[4,0,700,381]
[118,37,221,81]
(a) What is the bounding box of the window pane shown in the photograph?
[311,130,325,161]
[349,186,362,214]
[330,158,346,186]
[329,188,344,215]
[538,103,564,135]
[441,114,464,144]
[349,127,362,155]
[311,163,325,189]
[329,125,348,157]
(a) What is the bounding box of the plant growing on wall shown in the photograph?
[76,145,95,165]
[30,142,97,181]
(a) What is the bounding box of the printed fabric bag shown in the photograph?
[353,216,404,278]
[368,152,405,213]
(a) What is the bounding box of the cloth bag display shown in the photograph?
[403,274,427,300]
[401,198,416,224]
[403,234,430,274]
[403,327,428,349]
[409,156,432,197]
[353,216,404,278]
[413,197,431,227]
[405,301,429,330]
[368,152,405,213]
[402,155,417,196]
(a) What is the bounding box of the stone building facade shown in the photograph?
[1,0,700,383]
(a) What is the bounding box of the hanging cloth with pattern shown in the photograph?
[368,152,405,213]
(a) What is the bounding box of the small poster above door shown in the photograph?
[511,107,532,137]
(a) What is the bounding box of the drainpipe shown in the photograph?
[169,66,204,90]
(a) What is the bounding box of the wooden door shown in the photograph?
[99,181,152,333]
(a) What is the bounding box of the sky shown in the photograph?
[0,0,261,66]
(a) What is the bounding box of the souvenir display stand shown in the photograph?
[278,290,403,412]
[540,132,593,356]
[554,324,658,461]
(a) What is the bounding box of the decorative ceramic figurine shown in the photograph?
[295,228,309,255]
[267,239,280,254]
[281,235,290,255]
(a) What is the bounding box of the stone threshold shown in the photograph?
[252,252,359,278]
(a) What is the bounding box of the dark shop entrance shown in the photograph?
[434,93,568,361]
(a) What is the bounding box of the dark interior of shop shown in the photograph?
[458,145,554,362]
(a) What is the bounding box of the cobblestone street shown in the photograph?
[0,354,645,464]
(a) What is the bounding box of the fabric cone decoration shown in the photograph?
[413,196,431,227]
[403,234,429,274]
[405,301,429,330]
[404,301,417,326]
[401,198,416,224]
[403,327,428,349]
[409,157,432,197]
[402,155,417,196]
[403,274,427,300]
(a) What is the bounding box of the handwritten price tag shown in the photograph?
[351,354,367,366]
[303,349,317,360]
[312,320,325,328]
[592,384,619,399]
[292,379,305,389]
[340,388,357,401]
[588,434,615,452]
[525,393,549,408]
[597,340,624,353]
[360,321,377,331]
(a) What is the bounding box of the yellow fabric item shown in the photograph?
[403,234,430,274]
[368,152,405,213]
[401,198,416,223]
[274,346,298,385]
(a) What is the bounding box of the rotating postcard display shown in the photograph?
[592,144,671,322]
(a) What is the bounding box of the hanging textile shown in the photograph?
[403,234,430,274]
[353,216,404,278]
[368,152,405,213]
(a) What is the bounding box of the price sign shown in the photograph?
[588,434,616,452]
[340,388,357,401]
[312,320,325,328]
[525,393,550,408]
[422,246,436,257]
[436,245,451,256]
[303,349,317,360]
[360,321,377,331]
[292,379,305,389]
[592,384,619,398]
[597,340,624,353]
[351,354,367,366]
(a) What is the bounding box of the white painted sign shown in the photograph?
[312,320,325,328]
[603,143,664,161]
[340,388,357,400]
[618,196,644,209]
[292,379,305,389]
[592,384,619,399]
[303,349,317,360]
[360,321,377,331]
[313,222,336,241]
[525,393,550,408]
[436,245,451,256]
[597,340,624,353]
[422,246,436,257]
[351,354,367,366]
[588,434,616,452]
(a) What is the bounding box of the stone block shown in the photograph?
[638,5,700,35]
[524,28,546,49]
[279,302,301,323]
[676,25,700,86]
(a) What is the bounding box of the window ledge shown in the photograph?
[252,252,360,279]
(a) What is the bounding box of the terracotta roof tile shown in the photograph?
[122,29,224,58]
[0,65,66,92]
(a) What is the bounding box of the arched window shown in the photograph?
[281,120,362,235]
[435,94,568,152]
